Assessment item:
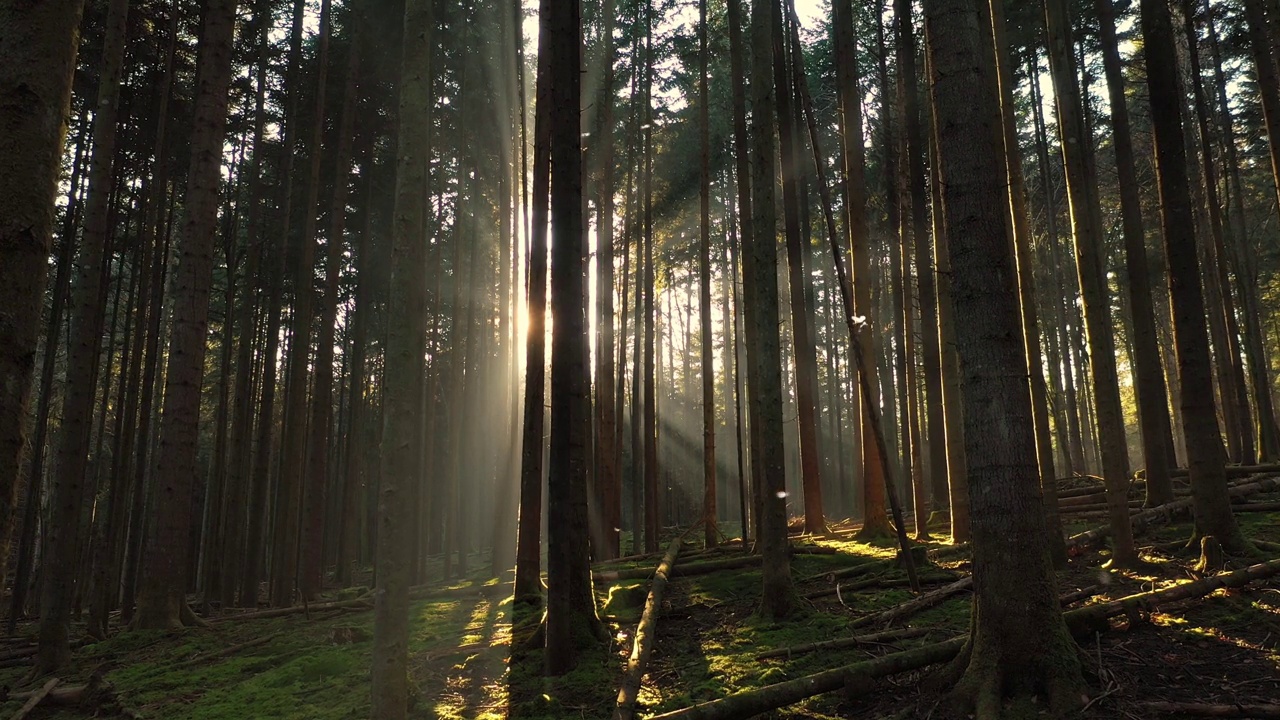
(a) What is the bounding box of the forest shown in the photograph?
[3,0,1280,716]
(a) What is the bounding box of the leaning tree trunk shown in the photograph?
[134,0,241,630]
[833,0,891,539]
[924,0,1085,711]
[1137,0,1248,553]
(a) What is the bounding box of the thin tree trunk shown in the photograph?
[1043,0,1137,565]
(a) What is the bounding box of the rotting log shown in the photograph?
[10,678,59,720]
[847,577,972,629]
[1134,702,1280,717]
[647,557,1280,720]
[612,536,684,720]
[754,627,933,660]
[647,636,968,720]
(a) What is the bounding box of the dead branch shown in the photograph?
[848,577,973,629]
[612,536,684,720]
[173,633,279,668]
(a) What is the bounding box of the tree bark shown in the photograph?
[0,0,87,628]
[925,0,1085,711]
[371,0,433,714]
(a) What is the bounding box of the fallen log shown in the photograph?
[848,577,973,629]
[1228,502,1280,513]
[1134,701,1280,717]
[754,627,933,660]
[1060,500,1143,514]
[8,669,111,709]
[648,636,968,720]
[596,543,834,583]
[1057,492,1107,508]
[1058,585,1100,607]
[174,633,279,668]
[803,572,959,601]
[801,557,885,584]
[10,678,59,720]
[650,557,1280,720]
[1064,556,1280,636]
[1171,464,1280,478]
[210,596,372,622]
[1065,475,1280,554]
[613,536,684,720]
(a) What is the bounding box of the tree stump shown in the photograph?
[1195,535,1224,575]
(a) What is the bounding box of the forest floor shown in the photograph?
[3,478,1280,719]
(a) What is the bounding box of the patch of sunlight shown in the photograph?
[461,600,493,645]
[1151,612,1189,627]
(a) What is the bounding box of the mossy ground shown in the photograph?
[4,495,1280,719]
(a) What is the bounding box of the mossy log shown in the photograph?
[1065,475,1280,554]
[1134,702,1280,717]
[754,627,933,660]
[847,577,973,629]
[612,536,684,720]
[596,544,832,583]
[648,557,1280,720]
[1063,556,1280,635]
[647,636,968,720]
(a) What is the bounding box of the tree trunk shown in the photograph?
[303,20,359,600]
[896,0,949,528]
[988,0,1065,565]
[273,0,333,607]
[1137,0,1248,553]
[1043,0,1136,566]
[371,0,433,714]
[134,0,240,629]
[749,0,794,619]
[699,0,719,548]
[924,0,1085,710]
[35,0,129,666]
[0,0,87,631]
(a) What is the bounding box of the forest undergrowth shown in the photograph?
[3,477,1280,720]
